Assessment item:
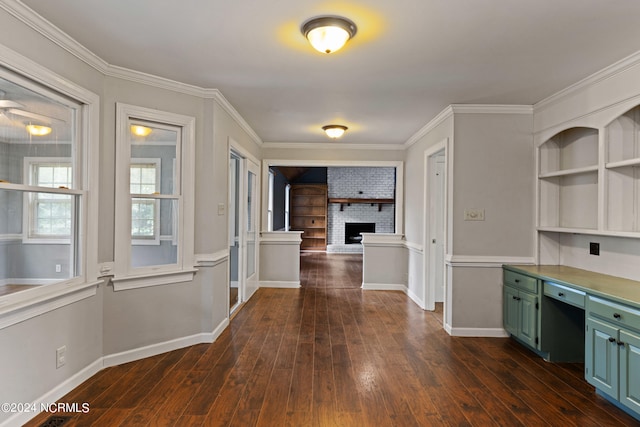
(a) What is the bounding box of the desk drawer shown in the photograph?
[544,281,585,309]
[504,270,538,293]
[588,296,640,331]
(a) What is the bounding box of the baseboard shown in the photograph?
[259,280,300,288]
[406,287,426,309]
[444,323,510,338]
[103,318,229,368]
[361,283,407,291]
[1,359,103,427]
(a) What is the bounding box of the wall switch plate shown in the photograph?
[56,345,66,369]
[218,203,225,215]
[590,242,600,256]
[55,264,61,273]
[464,208,485,221]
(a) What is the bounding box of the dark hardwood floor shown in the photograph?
[25,253,640,426]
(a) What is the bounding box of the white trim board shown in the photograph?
[445,255,535,268]
[361,283,407,291]
[259,281,301,289]
[444,324,510,338]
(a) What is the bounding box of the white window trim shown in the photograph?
[0,44,100,329]
[22,157,73,244]
[113,103,196,291]
[130,158,161,246]
[267,169,274,232]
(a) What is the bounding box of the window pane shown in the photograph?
[0,76,76,187]
[131,198,178,268]
[0,189,77,287]
[130,123,177,196]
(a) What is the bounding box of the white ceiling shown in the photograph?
[19,0,640,145]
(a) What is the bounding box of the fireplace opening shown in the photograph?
[345,222,375,244]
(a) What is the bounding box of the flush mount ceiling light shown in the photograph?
[26,124,52,136]
[322,124,348,139]
[130,125,152,137]
[301,16,357,54]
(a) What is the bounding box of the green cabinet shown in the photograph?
[503,271,539,350]
[586,296,640,415]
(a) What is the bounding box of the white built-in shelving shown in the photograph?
[537,106,640,239]
[538,127,599,231]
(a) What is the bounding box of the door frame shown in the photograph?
[423,138,450,318]
[229,138,261,313]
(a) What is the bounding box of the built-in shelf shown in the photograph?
[328,198,395,211]
[538,227,640,239]
[538,165,598,179]
[290,184,327,250]
[605,157,640,169]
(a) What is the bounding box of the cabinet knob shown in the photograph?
[514,279,520,283]
[558,292,565,297]
[609,337,617,343]
[618,341,626,347]
[613,313,622,319]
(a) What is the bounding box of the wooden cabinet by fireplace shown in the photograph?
[290,184,327,250]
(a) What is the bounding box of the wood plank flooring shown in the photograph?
[25,253,640,426]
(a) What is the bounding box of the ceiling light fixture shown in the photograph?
[322,124,348,139]
[301,16,357,54]
[130,125,152,137]
[26,124,52,136]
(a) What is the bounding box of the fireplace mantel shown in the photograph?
[328,198,395,211]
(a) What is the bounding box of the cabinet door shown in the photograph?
[620,329,640,414]
[503,285,520,336]
[519,291,538,349]
[586,318,619,399]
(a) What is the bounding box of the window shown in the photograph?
[0,59,99,327]
[130,160,160,243]
[113,104,195,290]
[23,158,72,242]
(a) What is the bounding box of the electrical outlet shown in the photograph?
[55,264,61,273]
[56,345,66,369]
[464,208,485,221]
[590,242,600,256]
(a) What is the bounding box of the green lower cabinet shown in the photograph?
[586,317,640,416]
[620,329,640,414]
[585,317,619,398]
[503,284,538,350]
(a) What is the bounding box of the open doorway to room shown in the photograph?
[228,144,260,314]
[263,160,404,288]
[424,139,449,325]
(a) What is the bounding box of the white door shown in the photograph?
[229,153,242,313]
[244,160,260,298]
[432,154,446,302]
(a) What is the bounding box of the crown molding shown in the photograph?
[208,89,263,146]
[262,142,404,151]
[534,49,640,113]
[0,0,108,72]
[404,106,453,148]
[450,104,533,114]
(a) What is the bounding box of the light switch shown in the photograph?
[218,203,225,215]
[464,208,485,221]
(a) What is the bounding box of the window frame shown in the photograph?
[0,46,100,329]
[113,103,195,291]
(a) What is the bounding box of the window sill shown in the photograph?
[111,268,197,291]
[0,279,101,330]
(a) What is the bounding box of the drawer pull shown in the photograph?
[558,292,565,297]
[609,337,617,343]
[613,313,622,319]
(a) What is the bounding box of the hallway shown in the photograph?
[25,254,638,426]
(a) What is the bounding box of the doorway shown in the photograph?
[229,148,260,314]
[424,140,448,319]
